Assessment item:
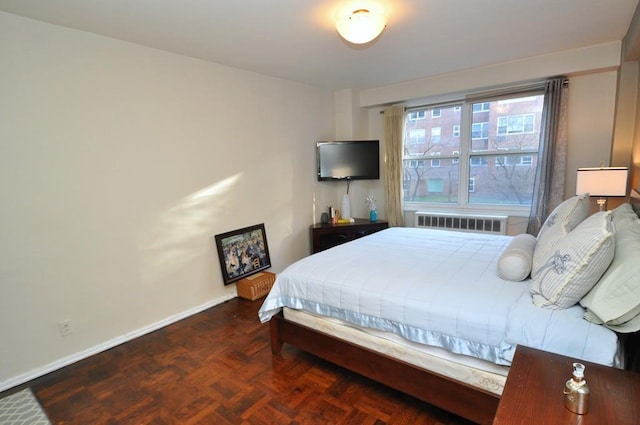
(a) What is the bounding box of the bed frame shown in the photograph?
[269,312,500,425]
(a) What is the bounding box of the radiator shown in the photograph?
[414,212,507,235]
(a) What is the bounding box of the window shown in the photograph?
[472,122,489,140]
[403,104,462,204]
[497,114,535,135]
[409,111,426,120]
[431,127,441,143]
[473,102,490,113]
[472,122,489,151]
[408,129,426,144]
[403,91,544,207]
[470,157,488,166]
[520,155,533,166]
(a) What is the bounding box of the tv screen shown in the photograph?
[317,140,380,181]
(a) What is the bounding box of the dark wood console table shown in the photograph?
[493,345,640,425]
[310,219,388,254]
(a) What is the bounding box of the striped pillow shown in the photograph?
[531,211,615,309]
[532,194,590,278]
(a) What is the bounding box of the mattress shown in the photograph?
[259,227,619,366]
[283,307,508,395]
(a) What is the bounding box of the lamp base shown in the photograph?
[596,198,606,211]
[341,194,351,219]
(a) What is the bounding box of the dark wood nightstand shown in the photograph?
[493,345,640,425]
[310,219,388,254]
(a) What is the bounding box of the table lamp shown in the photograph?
[575,167,628,211]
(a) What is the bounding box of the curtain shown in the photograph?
[383,104,405,227]
[527,77,568,235]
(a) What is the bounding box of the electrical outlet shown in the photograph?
[58,320,73,337]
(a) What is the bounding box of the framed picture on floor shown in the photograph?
[214,223,271,285]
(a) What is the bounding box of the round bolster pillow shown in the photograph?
[497,233,537,281]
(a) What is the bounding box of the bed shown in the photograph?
[258,196,640,424]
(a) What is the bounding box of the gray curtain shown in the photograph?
[383,105,405,227]
[527,77,568,235]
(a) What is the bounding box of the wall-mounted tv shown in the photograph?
[317,140,380,181]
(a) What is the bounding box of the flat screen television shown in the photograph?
[316,140,380,181]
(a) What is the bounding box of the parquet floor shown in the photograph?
[7,298,475,424]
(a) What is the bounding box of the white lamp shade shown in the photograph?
[576,167,628,196]
[336,9,386,44]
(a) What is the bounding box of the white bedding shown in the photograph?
[258,227,619,366]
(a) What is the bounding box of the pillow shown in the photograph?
[532,194,590,278]
[497,234,537,281]
[530,211,615,309]
[580,203,640,332]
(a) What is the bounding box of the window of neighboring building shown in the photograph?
[408,129,426,144]
[520,155,533,166]
[431,127,441,143]
[472,122,489,140]
[470,157,488,166]
[472,102,490,113]
[402,91,544,207]
[409,111,426,120]
[497,114,535,135]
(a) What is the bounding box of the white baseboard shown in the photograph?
[0,294,237,392]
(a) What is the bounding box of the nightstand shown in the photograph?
[310,219,388,254]
[493,345,640,425]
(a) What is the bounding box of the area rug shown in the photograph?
[0,388,51,425]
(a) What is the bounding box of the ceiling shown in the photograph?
[0,0,638,90]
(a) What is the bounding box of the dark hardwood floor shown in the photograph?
[4,298,475,424]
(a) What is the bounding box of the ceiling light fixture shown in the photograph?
[336,8,387,44]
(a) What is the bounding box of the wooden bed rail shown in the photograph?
[269,312,500,425]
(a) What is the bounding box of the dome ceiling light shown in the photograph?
[336,8,387,44]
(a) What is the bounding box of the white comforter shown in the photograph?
[258,227,618,366]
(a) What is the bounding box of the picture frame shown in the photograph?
[214,223,271,285]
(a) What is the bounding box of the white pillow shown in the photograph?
[580,203,640,332]
[532,194,590,278]
[530,211,615,309]
[497,234,537,281]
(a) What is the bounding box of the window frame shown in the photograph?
[402,87,545,215]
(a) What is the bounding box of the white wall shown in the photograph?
[566,71,620,199]
[0,12,335,389]
[328,89,383,221]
